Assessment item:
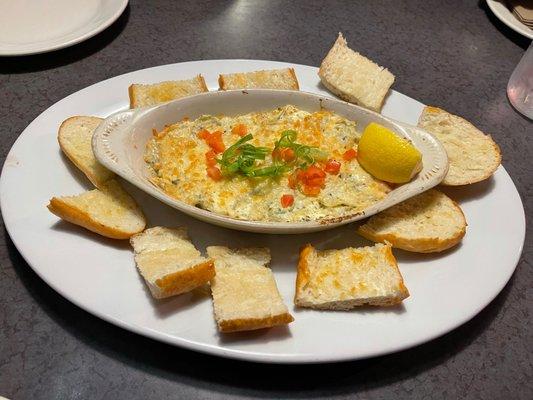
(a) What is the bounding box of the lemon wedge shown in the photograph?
[357,123,422,183]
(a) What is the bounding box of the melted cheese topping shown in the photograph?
[145,105,390,222]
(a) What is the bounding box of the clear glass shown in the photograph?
[507,42,533,119]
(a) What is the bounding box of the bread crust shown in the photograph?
[208,246,293,332]
[287,68,300,90]
[218,68,299,90]
[218,312,294,333]
[154,260,215,298]
[419,106,501,186]
[57,116,111,188]
[297,296,406,310]
[196,74,209,92]
[357,191,467,253]
[357,226,466,253]
[442,139,501,186]
[318,33,394,112]
[217,74,226,90]
[295,244,409,309]
[128,84,137,108]
[318,75,353,104]
[294,244,313,306]
[129,75,210,108]
[47,196,143,239]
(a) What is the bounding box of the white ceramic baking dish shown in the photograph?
[93,89,448,233]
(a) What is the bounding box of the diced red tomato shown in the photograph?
[343,148,357,161]
[231,124,247,136]
[205,150,217,166]
[324,159,341,175]
[302,165,326,186]
[296,169,306,182]
[206,166,222,181]
[198,129,211,140]
[302,185,321,196]
[273,147,296,162]
[280,148,295,162]
[288,173,297,189]
[199,129,226,153]
[305,165,326,178]
[306,177,325,186]
[293,165,326,196]
[280,194,294,208]
[207,130,225,153]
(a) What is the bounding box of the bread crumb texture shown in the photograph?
[129,75,208,108]
[319,33,394,112]
[418,106,501,185]
[295,243,409,310]
[130,227,214,298]
[58,116,115,188]
[207,246,293,332]
[47,179,146,239]
[218,68,299,90]
[357,189,466,253]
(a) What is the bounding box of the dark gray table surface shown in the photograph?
[1,1,531,399]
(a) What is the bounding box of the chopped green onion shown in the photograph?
[245,163,290,177]
[217,129,329,179]
[217,134,271,177]
[274,130,327,168]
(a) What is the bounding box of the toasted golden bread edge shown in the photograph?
[218,312,294,333]
[383,245,410,301]
[57,116,108,188]
[441,139,501,186]
[357,202,467,254]
[421,106,502,186]
[218,68,300,91]
[47,197,143,240]
[217,74,226,90]
[196,74,209,92]
[287,67,300,90]
[128,84,138,108]
[294,243,313,306]
[295,244,409,308]
[154,260,215,298]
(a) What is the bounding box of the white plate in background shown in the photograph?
[0,60,526,363]
[0,0,128,56]
[487,0,533,40]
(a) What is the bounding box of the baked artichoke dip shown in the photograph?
[145,105,390,222]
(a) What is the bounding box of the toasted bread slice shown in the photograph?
[357,189,467,253]
[295,243,409,310]
[418,106,501,186]
[218,68,299,90]
[318,33,395,112]
[129,75,209,108]
[207,246,294,333]
[58,116,115,188]
[47,179,146,239]
[130,227,215,299]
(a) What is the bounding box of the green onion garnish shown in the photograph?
[217,130,328,178]
[274,130,327,168]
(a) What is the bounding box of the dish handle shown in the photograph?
[92,108,141,181]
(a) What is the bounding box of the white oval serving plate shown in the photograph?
[0,60,525,363]
[93,89,448,234]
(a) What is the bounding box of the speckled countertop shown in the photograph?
[0,1,531,399]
